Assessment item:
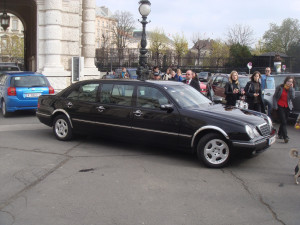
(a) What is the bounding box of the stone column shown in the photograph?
[42,0,65,72]
[82,0,100,77]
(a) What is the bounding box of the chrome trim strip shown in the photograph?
[52,109,73,128]
[232,138,267,147]
[191,126,229,148]
[72,118,131,129]
[71,118,192,137]
[36,112,51,118]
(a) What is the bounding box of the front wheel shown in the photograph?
[197,133,230,168]
[53,115,73,141]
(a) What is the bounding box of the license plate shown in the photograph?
[268,136,276,145]
[26,93,41,98]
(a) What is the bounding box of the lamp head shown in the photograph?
[138,0,151,17]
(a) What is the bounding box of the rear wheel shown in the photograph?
[1,100,9,117]
[53,115,73,141]
[197,133,230,168]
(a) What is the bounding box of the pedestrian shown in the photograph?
[192,72,199,81]
[170,70,179,81]
[163,67,172,80]
[224,70,245,106]
[182,70,201,92]
[121,67,128,79]
[151,66,161,80]
[244,71,265,113]
[176,68,183,81]
[261,67,275,118]
[273,76,295,143]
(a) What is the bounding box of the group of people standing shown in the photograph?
[151,67,201,92]
[225,67,295,143]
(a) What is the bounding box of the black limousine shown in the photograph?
[36,80,276,168]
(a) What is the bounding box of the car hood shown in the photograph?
[190,104,266,126]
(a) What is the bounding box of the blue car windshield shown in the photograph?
[164,84,211,109]
[11,76,49,87]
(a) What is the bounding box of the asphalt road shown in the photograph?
[0,111,299,225]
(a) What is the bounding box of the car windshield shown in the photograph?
[198,72,208,78]
[0,66,20,71]
[164,84,211,109]
[11,76,49,87]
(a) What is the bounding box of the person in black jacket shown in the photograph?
[244,71,265,113]
[224,70,245,106]
[182,70,201,92]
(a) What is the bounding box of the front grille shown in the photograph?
[258,123,270,137]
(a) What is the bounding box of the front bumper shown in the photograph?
[231,128,276,152]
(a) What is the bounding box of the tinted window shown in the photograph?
[67,83,99,102]
[11,76,49,87]
[137,86,169,109]
[100,84,134,106]
[220,77,228,88]
[294,77,300,91]
[239,77,250,88]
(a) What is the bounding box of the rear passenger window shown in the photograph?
[100,84,134,106]
[67,83,99,102]
[294,77,300,91]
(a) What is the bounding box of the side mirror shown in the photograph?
[160,104,174,112]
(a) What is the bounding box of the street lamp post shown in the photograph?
[137,0,151,80]
[0,0,10,31]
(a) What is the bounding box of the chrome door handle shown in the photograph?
[133,110,143,117]
[67,102,73,108]
[265,93,271,96]
[96,105,106,112]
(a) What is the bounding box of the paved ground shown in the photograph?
[0,111,299,225]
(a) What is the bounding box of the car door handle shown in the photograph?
[133,110,143,117]
[67,102,73,108]
[96,106,106,112]
[265,93,271,96]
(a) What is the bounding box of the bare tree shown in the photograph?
[226,24,254,47]
[111,11,135,65]
[191,33,210,65]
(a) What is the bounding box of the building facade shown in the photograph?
[0,0,100,91]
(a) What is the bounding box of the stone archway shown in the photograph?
[1,0,37,71]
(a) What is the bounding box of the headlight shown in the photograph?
[245,125,260,139]
[245,125,255,139]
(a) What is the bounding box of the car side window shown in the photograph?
[100,84,134,106]
[66,83,99,102]
[213,76,223,86]
[221,77,228,88]
[294,77,300,91]
[137,86,169,109]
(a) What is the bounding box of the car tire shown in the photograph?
[1,100,9,117]
[53,115,73,141]
[197,133,230,168]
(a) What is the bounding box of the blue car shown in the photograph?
[0,71,54,117]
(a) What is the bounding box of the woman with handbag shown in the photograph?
[244,71,265,113]
[224,70,245,106]
[273,76,295,143]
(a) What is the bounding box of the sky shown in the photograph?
[96,0,300,48]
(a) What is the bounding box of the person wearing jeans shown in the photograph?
[273,76,295,143]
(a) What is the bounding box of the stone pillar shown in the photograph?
[42,0,65,72]
[82,0,100,77]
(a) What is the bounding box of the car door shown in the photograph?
[92,82,135,137]
[61,82,101,132]
[131,85,181,146]
[292,76,300,115]
[213,75,225,98]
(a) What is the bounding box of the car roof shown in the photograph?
[2,71,45,76]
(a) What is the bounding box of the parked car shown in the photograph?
[0,71,54,117]
[263,73,300,119]
[36,79,275,168]
[115,68,138,79]
[0,62,20,72]
[206,73,250,104]
[198,72,212,82]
